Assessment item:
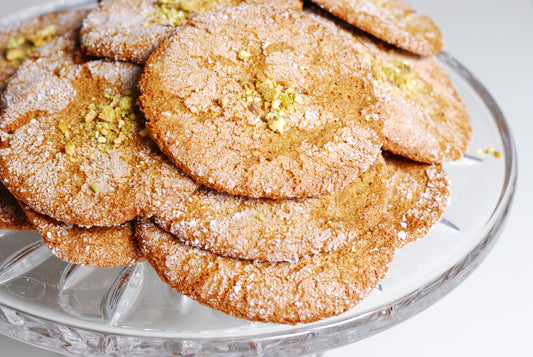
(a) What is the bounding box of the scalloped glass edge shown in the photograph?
[0,1,518,356]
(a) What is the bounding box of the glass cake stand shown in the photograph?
[0,1,517,355]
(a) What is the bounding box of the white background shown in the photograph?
[0,0,532,356]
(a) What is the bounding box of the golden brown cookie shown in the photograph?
[136,217,395,324]
[0,29,82,134]
[136,154,449,324]
[0,182,33,231]
[309,0,443,56]
[139,5,383,199]
[0,9,89,92]
[0,11,89,232]
[22,207,144,267]
[0,33,198,227]
[358,40,471,163]
[306,7,472,163]
[154,153,388,262]
[383,153,449,249]
[80,0,303,64]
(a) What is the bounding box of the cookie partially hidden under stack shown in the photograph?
[0,0,470,325]
[137,154,449,324]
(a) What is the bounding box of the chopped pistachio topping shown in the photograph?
[255,213,265,222]
[151,0,224,27]
[139,128,150,137]
[476,147,502,159]
[58,92,140,155]
[267,116,286,133]
[237,48,251,60]
[372,58,418,98]
[88,183,99,193]
[227,73,303,133]
[369,0,394,9]
[64,141,75,155]
[5,25,57,69]
[367,54,448,121]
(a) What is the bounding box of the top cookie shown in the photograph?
[310,0,443,56]
[139,5,383,199]
[0,10,89,231]
[81,0,303,64]
[0,9,89,92]
[0,33,198,227]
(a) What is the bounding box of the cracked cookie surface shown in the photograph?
[139,5,383,199]
[154,154,389,262]
[309,0,443,56]
[306,8,471,163]
[0,33,198,227]
[81,0,303,64]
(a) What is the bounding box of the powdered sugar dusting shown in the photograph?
[139,6,383,198]
[137,217,395,324]
[0,33,197,227]
[154,155,389,262]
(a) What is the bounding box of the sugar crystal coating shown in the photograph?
[309,0,443,56]
[0,33,198,227]
[80,0,303,63]
[154,154,389,262]
[139,5,384,199]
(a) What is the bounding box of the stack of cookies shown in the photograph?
[0,0,470,324]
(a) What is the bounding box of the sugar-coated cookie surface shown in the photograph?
[0,29,81,134]
[139,5,383,199]
[0,34,198,227]
[136,217,395,324]
[0,182,33,231]
[310,0,443,56]
[154,154,388,262]
[81,0,303,64]
[22,207,144,267]
[0,9,89,92]
[136,154,448,324]
[383,153,449,248]
[306,8,471,163]
[0,11,89,232]
[366,45,471,163]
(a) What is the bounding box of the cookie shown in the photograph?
[22,207,144,267]
[136,154,449,324]
[80,0,303,64]
[154,153,388,262]
[0,29,82,134]
[136,217,395,324]
[139,5,383,199]
[305,8,471,163]
[369,47,472,163]
[0,182,33,231]
[309,0,443,57]
[0,11,89,232]
[383,153,449,249]
[0,9,89,92]
[0,33,198,227]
